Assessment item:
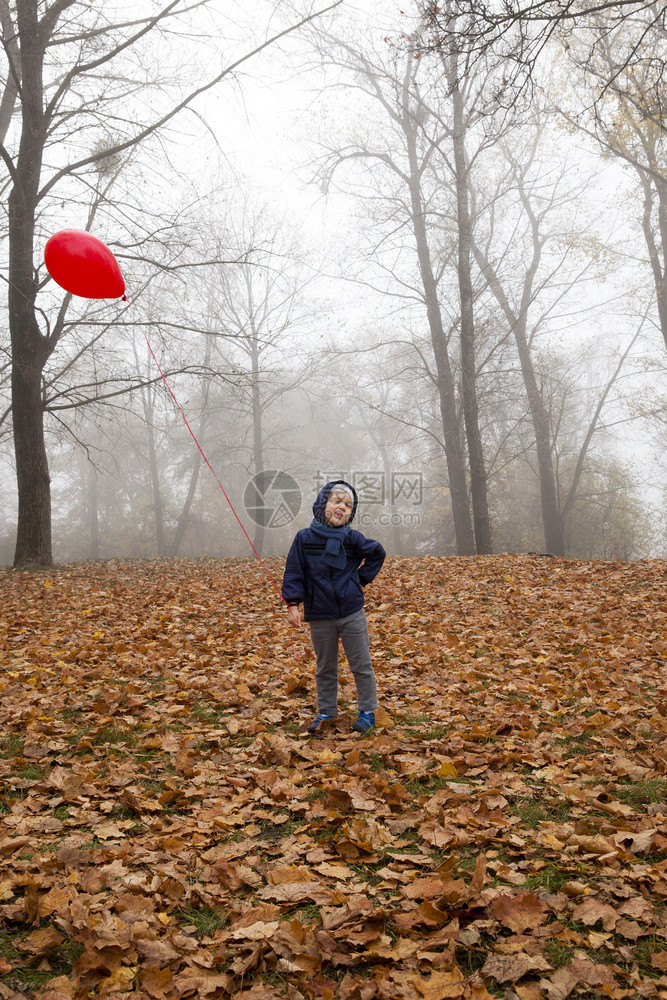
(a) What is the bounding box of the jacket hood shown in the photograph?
[312,480,358,525]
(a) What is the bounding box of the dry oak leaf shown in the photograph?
[343,817,395,852]
[651,950,667,972]
[513,985,544,1000]
[315,862,356,881]
[95,964,137,996]
[374,706,394,728]
[32,975,74,1000]
[615,918,646,941]
[402,877,467,902]
[265,865,313,884]
[338,972,377,999]
[17,925,64,956]
[365,935,421,960]
[566,834,617,856]
[480,952,552,983]
[258,881,332,904]
[172,968,233,996]
[140,965,174,999]
[617,895,655,922]
[571,897,619,931]
[134,937,182,965]
[411,967,466,999]
[491,892,548,933]
[613,827,657,855]
[418,822,457,849]
[229,986,283,1000]
[229,920,281,941]
[541,958,616,1000]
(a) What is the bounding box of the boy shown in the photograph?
[282,480,386,734]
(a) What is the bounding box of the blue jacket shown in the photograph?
[281,480,386,621]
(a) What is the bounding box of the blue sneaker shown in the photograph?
[307,713,336,734]
[351,711,375,734]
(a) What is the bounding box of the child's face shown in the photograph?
[324,488,353,527]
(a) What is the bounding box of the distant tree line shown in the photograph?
[0,0,663,565]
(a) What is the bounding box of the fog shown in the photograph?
[1,0,666,565]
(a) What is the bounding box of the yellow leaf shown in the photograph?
[437,761,458,777]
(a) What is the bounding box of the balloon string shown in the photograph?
[144,334,300,660]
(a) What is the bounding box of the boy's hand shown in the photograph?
[287,605,302,628]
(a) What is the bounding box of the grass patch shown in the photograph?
[523,862,582,894]
[511,797,570,828]
[632,938,667,978]
[554,732,592,757]
[405,775,458,796]
[0,930,83,993]
[258,819,301,842]
[178,905,227,937]
[287,903,322,924]
[192,699,224,723]
[421,724,450,740]
[12,764,47,782]
[545,937,575,969]
[0,733,24,758]
[456,932,503,989]
[403,714,430,733]
[92,722,140,747]
[616,778,667,807]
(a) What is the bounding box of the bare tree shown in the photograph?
[416,0,665,123]
[206,222,318,556]
[307,30,479,553]
[0,0,339,566]
[555,6,667,348]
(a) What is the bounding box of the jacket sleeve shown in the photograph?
[282,533,306,604]
[356,534,386,586]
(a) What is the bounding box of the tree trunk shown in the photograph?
[512,331,564,554]
[250,333,265,557]
[0,0,20,144]
[169,451,202,557]
[640,172,667,351]
[144,401,166,556]
[471,245,565,555]
[11,336,52,566]
[87,462,100,560]
[9,2,52,566]
[402,78,475,555]
[449,53,493,555]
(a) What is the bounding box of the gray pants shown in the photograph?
[309,608,377,716]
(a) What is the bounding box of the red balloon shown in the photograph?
[44,230,126,299]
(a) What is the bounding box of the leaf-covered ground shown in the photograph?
[1,554,666,1000]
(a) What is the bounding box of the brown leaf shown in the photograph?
[481,952,552,983]
[32,975,74,1000]
[491,892,548,933]
[140,966,174,999]
[18,925,64,955]
[258,881,332,904]
[651,950,667,971]
[411,968,465,999]
[571,898,619,931]
[403,877,464,901]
